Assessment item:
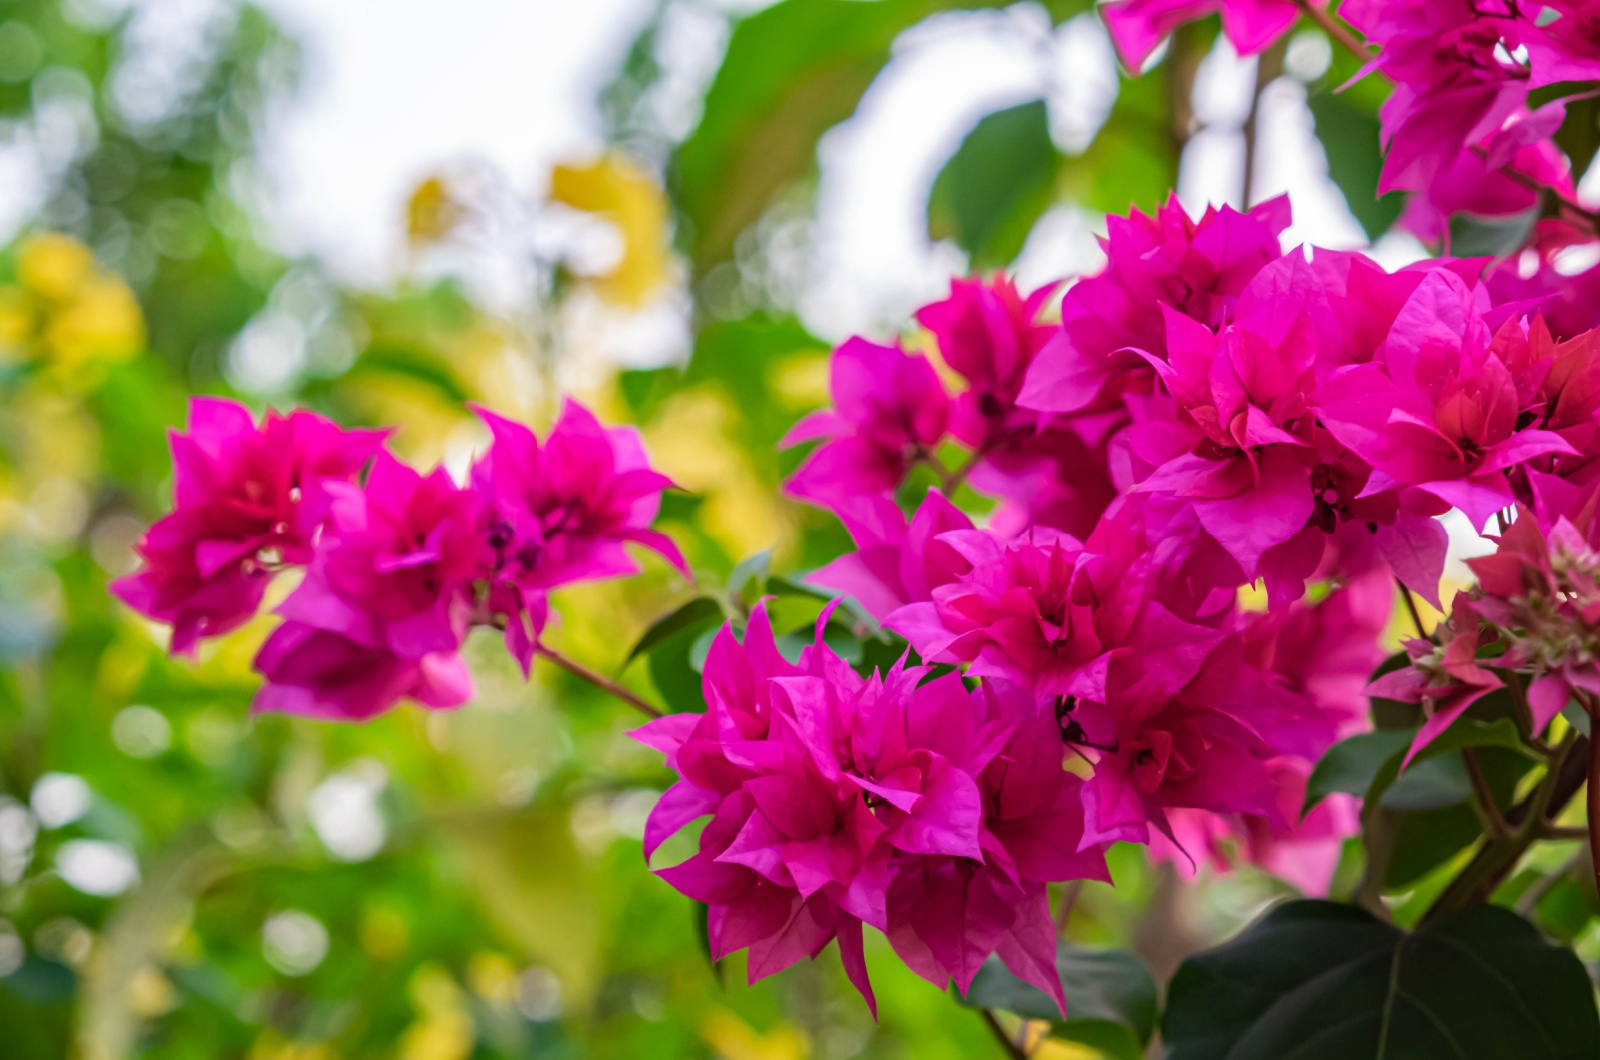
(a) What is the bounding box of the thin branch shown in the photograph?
[1587,703,1600,902]
[1396,579,1427,638]
[1540,825,1589,841]
[1297,0,1372,61]
[1516,847,1589,915]
[980,1008,1029,1060]
[535,644,663,718]
[942,444,991,495]
[1242,38,1288,208]
[1463,748,1511,838]
[1505,668,1539,745]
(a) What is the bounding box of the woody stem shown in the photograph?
[1396,580,1427,638]
[1296,0,1371,60]
[534,644,663,719]
[979,1008,1029,1060]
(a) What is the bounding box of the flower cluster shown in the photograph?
[747,187,1600,1006]
[114,397,685,718]
[634,605,1108,1015]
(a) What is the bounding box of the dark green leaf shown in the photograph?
[1305,730,1413,811]
[1307,90,1403,241]
[957,948,1158,1059]
[927,99,1060,268]
[1449,209,1540,258]
[624,597,727,667]
[1163,900,1600,1060]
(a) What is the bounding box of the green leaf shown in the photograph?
[927,99,1060,268]
[343,344,472,405]
[674,0,943,273]
[623,597,727,668]
[1304,730,1413,811]
[1449,209,1540,258]
[727,550,774,606]
[1163,900,1600,1060]
[957,949,1158,1059]
[1060,72,1177,216]
[1307,90,1403,241]
[673,0,1092,274]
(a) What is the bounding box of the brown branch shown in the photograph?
[980,1009,1029,1060]
[1396,579,1427,638]
[1463,748,1512,839]
[1242,38,1288,207]
[535,644,663,718]
[1297,0,1372,61]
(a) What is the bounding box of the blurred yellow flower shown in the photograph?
[467,951,520,1005]
[700,1008,808,1060]
[18,232,95,301]
[0,232,145,377]
[247,1032,332,1060]
[548,155,672,307]
[47,275,144,368]
[407,175,464,246]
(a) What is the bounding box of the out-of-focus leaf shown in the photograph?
[927,99,1060,267]
[1307,90,1403,241]
[649,623,713,713]
[727,550,774,605]
[1060,73,1176,216]
[957,949,1157,1059]
[674,0,1092,274]
[624,597,727,667]
[1163,900,1600,1059]
[344,345,471,405]
[1304,730,1413,810]
[1553,91,1600,182]
[1449,209,1540,257]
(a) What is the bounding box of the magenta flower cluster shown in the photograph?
[111,2,1600,1022]
[113,398,686,719]
[731,188,1600,1009]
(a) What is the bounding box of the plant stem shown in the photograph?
[1297,0,1372,61]
[1463,748,1511,838]
[943,444,991,495]
[1242,38,1288,208]
[535,644,663,718]
[980,1008,1028,1060]
[1588,715,1600,902]
[1396,579,1427,638]
[1424,734,1587,922]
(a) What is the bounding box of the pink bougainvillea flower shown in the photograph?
[1019,195,1289,418]
[1123,256,1323,582]
[252,621,472,721]
[916,275,1056,449]
[1485,221,1600,343]
[966,423,1120,540]
[1466,470,1600,730]
[473,399,686,589]
[111,397,386,654]
[1400,137,1574,245]
[1318,270,1576,531]
[1152,762,1360,898]
[277,452,486,660]
[634,606,1103,1016]
[1369,600,1504,768]
[1099,0,1309,70]
[782,336,949,511]
[886,527,1223,702]
[1519,2,1600,88]
[888,688,1108,1014]
[471,398,686,670]
[808,489,976,622]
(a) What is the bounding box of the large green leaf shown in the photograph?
[956,948,1158,1059]
[927,99,1060,268]
[1304,729,1413,810]
[1164,900,1600,1060]
[1307,89,1403,241]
